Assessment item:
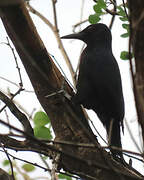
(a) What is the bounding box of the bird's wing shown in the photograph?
[88,53,124,120]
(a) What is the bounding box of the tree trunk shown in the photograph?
[128,0,144,144]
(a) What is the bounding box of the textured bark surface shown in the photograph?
[0,168,13,180]
[128,0,144,142]
[0,0,143,180]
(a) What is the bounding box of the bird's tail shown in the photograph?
[106,119,122,158]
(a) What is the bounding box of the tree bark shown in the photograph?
[128,0,144,144]
[0,168,13,180]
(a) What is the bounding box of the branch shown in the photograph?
[109,0,117,29]
[0,119,142,180]
[6,37,23,87]
[127,0,144,147]
[125,118,142,153]
[0,142,15,180]
[0,168,13,180]
[0,76,33,93]
[93,0,119,15]
[26,2,76,85]
[0,90,33,135]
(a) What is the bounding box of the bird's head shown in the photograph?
[61,23,112,46]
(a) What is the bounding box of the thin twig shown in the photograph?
[1,133,25,138]
[63,103,127,178]
[73,19,88,32]
[0,149,79,179]
[2,131,143,162]
[124,152,144,164]
[0,87,24,113]
[51,154,60,180]
[125,118,142,153]
[73,1,125,31]
[0,88,35,120]
[93,0,119,15]
[109,0,117,29]
[1,132,144,164]
[89,119,107,144]
[0,142,15,180]
[79,0,85,31]
[12,160,30,180]
[51,0,58,32]
[0,76,34,93]
[4,109,12,133]
[28,108,36,120]
[0,76,19,88]
[6,37,23,87]
[0,118,128,175]
[26,3,76,86]
[49,53,75,90]
[0,90,33,135]
[39,154,51,175]
[122,0,129,20]
[1,148,99,180]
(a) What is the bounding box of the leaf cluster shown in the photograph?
[89,1,131,60]
[33,111,53,140]
[89,0,106,24]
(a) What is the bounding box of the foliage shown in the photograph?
[3,159,10,166]
[22,164,35,172]
[34,111,50,126]
[33,111,53,140]
[89,1,130,60]
[58,173,72,180]
[89,0,106,24]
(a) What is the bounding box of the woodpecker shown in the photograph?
[61,23,125,157]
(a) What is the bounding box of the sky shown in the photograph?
[0,0,143,178]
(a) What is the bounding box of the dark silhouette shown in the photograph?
[61,23,125,158]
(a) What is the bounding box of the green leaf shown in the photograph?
[3,160,10,166]
[89,0,106,24]
[98,0,106,9]
[120,51,130,60]
[93,4,102,13]
[93,0,106,13]
[58,174,72,180]
[119,16,128,21]
[33,111,50,126]
[89,14,101,24]
[120,33,129,38]
[8,170,17,179]
[122,23,129,30]
[34,126,52,140]
[22,164,35,172]
[117,6,126,17]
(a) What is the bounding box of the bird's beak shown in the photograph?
[61,32,83,40]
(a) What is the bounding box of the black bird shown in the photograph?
[61,23,125,157]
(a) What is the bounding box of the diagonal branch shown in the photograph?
[0,90,33,135]
[0,142,15,180]
[26,2,76,85]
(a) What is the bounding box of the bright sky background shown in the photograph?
[0,0,143,178]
